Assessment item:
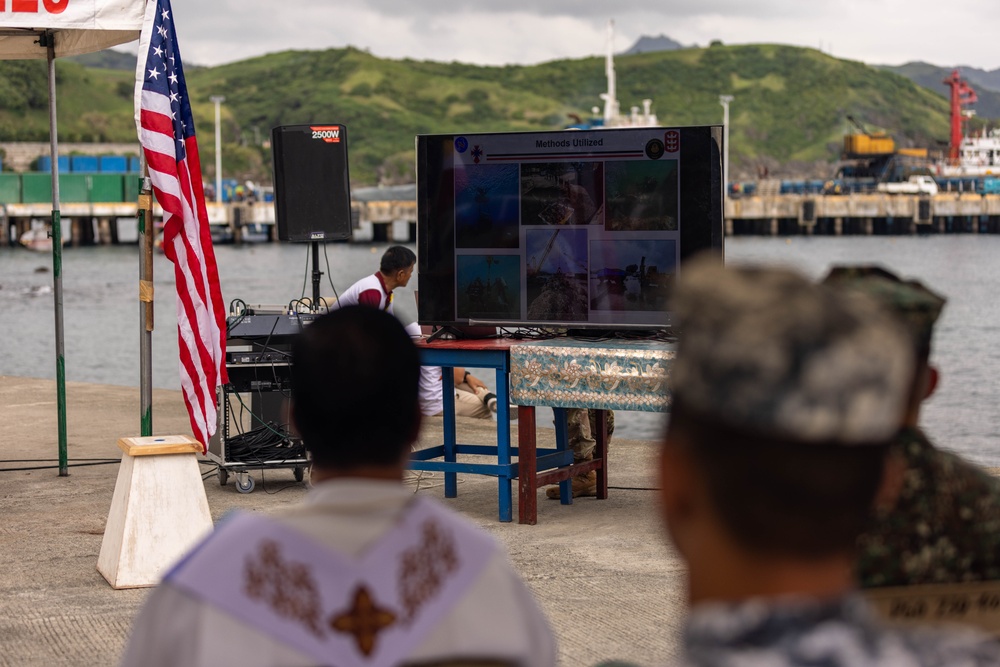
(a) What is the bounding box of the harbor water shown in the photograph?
[1,236,998,466]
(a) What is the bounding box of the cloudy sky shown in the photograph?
[132,0,999,71]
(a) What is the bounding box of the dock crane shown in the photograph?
[943,70,979,162]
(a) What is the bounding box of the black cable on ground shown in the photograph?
[607,485,661,491]
[1,461,120,472]
[258,466,302,495]
[0,458,118,463]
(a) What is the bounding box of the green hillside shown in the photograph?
[0,43,953,184]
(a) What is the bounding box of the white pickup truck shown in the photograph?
[876,175,939,196]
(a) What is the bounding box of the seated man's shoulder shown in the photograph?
[898,430,1000,500]
[858,431,1000,587]
[680,596,1000,666]
[897,623,1000,665]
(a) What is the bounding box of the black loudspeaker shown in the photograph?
[271,124,353,242]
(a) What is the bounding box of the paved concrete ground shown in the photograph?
[0,376,687,667]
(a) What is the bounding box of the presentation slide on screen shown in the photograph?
[450,130,680,326]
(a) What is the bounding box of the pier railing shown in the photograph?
[6,192,1000,247]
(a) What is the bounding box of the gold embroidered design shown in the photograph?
[398,519,459,623]
[329,585,397,656]
[244,539,325,637]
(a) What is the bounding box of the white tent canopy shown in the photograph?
[0,0,141,58]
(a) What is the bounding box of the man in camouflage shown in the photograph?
[545,408,615,499]
[824,266,1000,587]
[657,260,999,666]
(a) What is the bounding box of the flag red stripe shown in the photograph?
[140,108,174,137]
[142,143,178,177]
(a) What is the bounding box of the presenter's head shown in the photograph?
[292,306,420,481]
[380,245,416,289]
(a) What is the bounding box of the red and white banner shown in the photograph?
[0,0,142,59]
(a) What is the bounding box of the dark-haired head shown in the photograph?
[291,306,420,474]
[380,246,417,275]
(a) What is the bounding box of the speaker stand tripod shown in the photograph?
[310,241,324,310]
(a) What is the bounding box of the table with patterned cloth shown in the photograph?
[509,338,675,524]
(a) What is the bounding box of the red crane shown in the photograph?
[943,69,978,162]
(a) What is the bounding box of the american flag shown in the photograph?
[135,0,227,453]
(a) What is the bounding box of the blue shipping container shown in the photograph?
[99,156,128,173]
[129,156,141,172]
[70,155,99,172]
[36,155,71,172]
[983,178,1000,194]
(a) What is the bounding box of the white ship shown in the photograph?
[937,128,1000,178]
[566,20,658,130]
[936,70,1000,178]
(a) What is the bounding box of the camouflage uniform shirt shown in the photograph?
[678,594,1000,666]
[856,427,1000,588]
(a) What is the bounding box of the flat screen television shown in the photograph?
[416,125,723,331]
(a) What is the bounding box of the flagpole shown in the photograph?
[43,31,68,477]
[138,156,154,437]
[137,0,228,453]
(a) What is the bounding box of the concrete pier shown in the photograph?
[8,192,1000,247]
[0,376,685,666]
[725,192,1000,237]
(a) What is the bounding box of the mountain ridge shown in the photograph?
[0,42,966,184]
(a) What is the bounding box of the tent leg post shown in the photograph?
[46,36,68,478]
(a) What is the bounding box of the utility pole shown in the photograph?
[719,95,734,192]
[210,95,225,202]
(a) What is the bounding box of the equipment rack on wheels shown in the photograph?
[207,379,308,494]
[207,309,314,493]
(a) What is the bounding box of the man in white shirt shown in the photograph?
[120,307,555,667]
[333,245,415,314]
[406,322,498,419]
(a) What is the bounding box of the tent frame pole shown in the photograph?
[44,31,68,477]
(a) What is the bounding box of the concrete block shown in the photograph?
[97,435,213,589]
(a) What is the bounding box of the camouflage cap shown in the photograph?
[821,265,946,352]
[670,258,914,444]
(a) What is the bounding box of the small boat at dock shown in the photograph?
[18,227,59,253]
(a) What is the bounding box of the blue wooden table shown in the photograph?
[412,338,572,522]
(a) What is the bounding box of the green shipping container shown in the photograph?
[0,174,20,204]
[124,174,142,203]
[21,173,94,203]
[89,174,124,202]
[21,174,52,203]
[61,174,89,203]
